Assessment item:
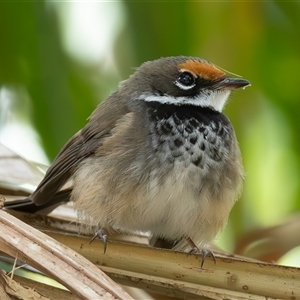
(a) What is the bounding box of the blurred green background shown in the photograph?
[1,1,300,265]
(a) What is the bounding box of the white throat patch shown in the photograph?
[140,90,231,112]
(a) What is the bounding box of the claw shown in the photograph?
[199,248,216,268]
[186,236,216,268]
[89,228,108,254]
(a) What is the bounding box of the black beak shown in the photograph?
[213,77,250,90]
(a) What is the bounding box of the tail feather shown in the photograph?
[4,189,72,213]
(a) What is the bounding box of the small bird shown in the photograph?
[6,56,250,260]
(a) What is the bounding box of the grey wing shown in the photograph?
[30,129,96,205]
[3,128,102,212]
[31,95,129,206]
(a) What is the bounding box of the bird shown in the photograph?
[5,56,250,262]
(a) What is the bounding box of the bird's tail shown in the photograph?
[3,189,72,214]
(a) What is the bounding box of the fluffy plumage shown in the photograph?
[5,56,250,250]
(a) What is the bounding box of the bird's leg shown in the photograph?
[90,227,108,254]
[185,236,216,268]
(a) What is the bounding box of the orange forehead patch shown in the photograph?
[178,60,226,80]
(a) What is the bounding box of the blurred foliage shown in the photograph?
[0,1,300,260]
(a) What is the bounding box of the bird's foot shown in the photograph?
[188,247,216,268]
[186,237,216,268]
[90,227,108,254]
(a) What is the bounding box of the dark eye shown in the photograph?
[175,71,196,90]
